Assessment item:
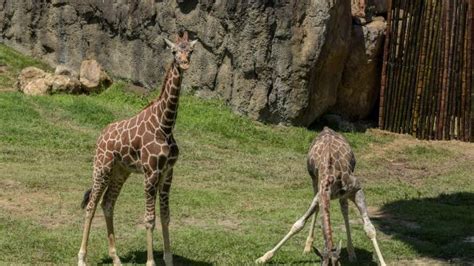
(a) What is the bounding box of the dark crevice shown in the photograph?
[42,44,55,54]
[177,0,198,15]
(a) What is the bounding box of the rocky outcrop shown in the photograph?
[334,18,386,119]
[79,60,112,93]
[22,77,51,96]
[352,0,388,18]
[16,67,47,90]
[48,74,82,94]
[1,0,385,125]
[17,66,82,95]
[55,65,78,79]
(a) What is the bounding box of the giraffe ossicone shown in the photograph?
[77,31,197,266]
[256,127,386,266]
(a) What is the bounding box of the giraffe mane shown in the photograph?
[143,62,175,109]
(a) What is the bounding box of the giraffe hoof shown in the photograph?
[255,251,273,264]
[164,252,173,266]
[303,238,314,254]
[303,245,312,254]
[113,258,122,266]
[146,260,156,266]
[348,252,357,262]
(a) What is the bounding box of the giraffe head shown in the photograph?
[313,241,341,266]
[164,31,197,71]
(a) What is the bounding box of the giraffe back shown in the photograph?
[307,127,359,198]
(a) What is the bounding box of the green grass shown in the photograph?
[0,44,52,89]
[1,44,473,265]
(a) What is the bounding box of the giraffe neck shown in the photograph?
[153,61,182,135]
[321,152,335,251]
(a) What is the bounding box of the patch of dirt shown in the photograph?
[361,129,474,185]
[216,218,241,230]
[175,216,241,231]
[0,179,80,229]
[394,258,454,265]
[176,216,209,228]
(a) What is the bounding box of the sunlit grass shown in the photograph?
[0,44,473,265]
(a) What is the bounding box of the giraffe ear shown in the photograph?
[164,38,176,50]
[190,39,198,48]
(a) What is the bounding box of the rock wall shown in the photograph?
[0,0,386,126]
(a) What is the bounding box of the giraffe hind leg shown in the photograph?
[78,169,110,266]
[81,188,92,209]
[101,165,130,266]
[159,169,174,266]
[143,170,160,266]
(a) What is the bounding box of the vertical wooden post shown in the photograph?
[469,0,473,141]
[392,0,410,133]
[405,0,424,134]
[412,0,432,137]
[379,0,393,129]
[385,0,402,132]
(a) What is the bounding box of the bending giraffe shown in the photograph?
[256,127,386,266]
[77,31,197,266]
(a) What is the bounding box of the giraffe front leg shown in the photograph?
[352,189,386,266]
[159,169,174,266]
[256,193,320,264]
[304,178,319,254]
[303,213,318,254]
[144,171,159,266]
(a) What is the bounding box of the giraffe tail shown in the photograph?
[81,188,92,209]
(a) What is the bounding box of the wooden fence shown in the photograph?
[379,0,473,141]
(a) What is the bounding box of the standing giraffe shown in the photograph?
[256,127,386,266]
[77,31,197,266]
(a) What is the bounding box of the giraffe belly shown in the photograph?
[124,161,144,173]
[119,153,144,173]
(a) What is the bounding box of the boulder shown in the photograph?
[334,18,387,119]
[16,67,47,91]
[55,65,78,79]
[21,75,51,96]
[79,59,112,93]
[47,74,82,94]
[17,66,82,95]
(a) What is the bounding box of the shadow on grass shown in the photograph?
[285,247,377,265]
[100,250,211,265]
[374,192,474,263]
